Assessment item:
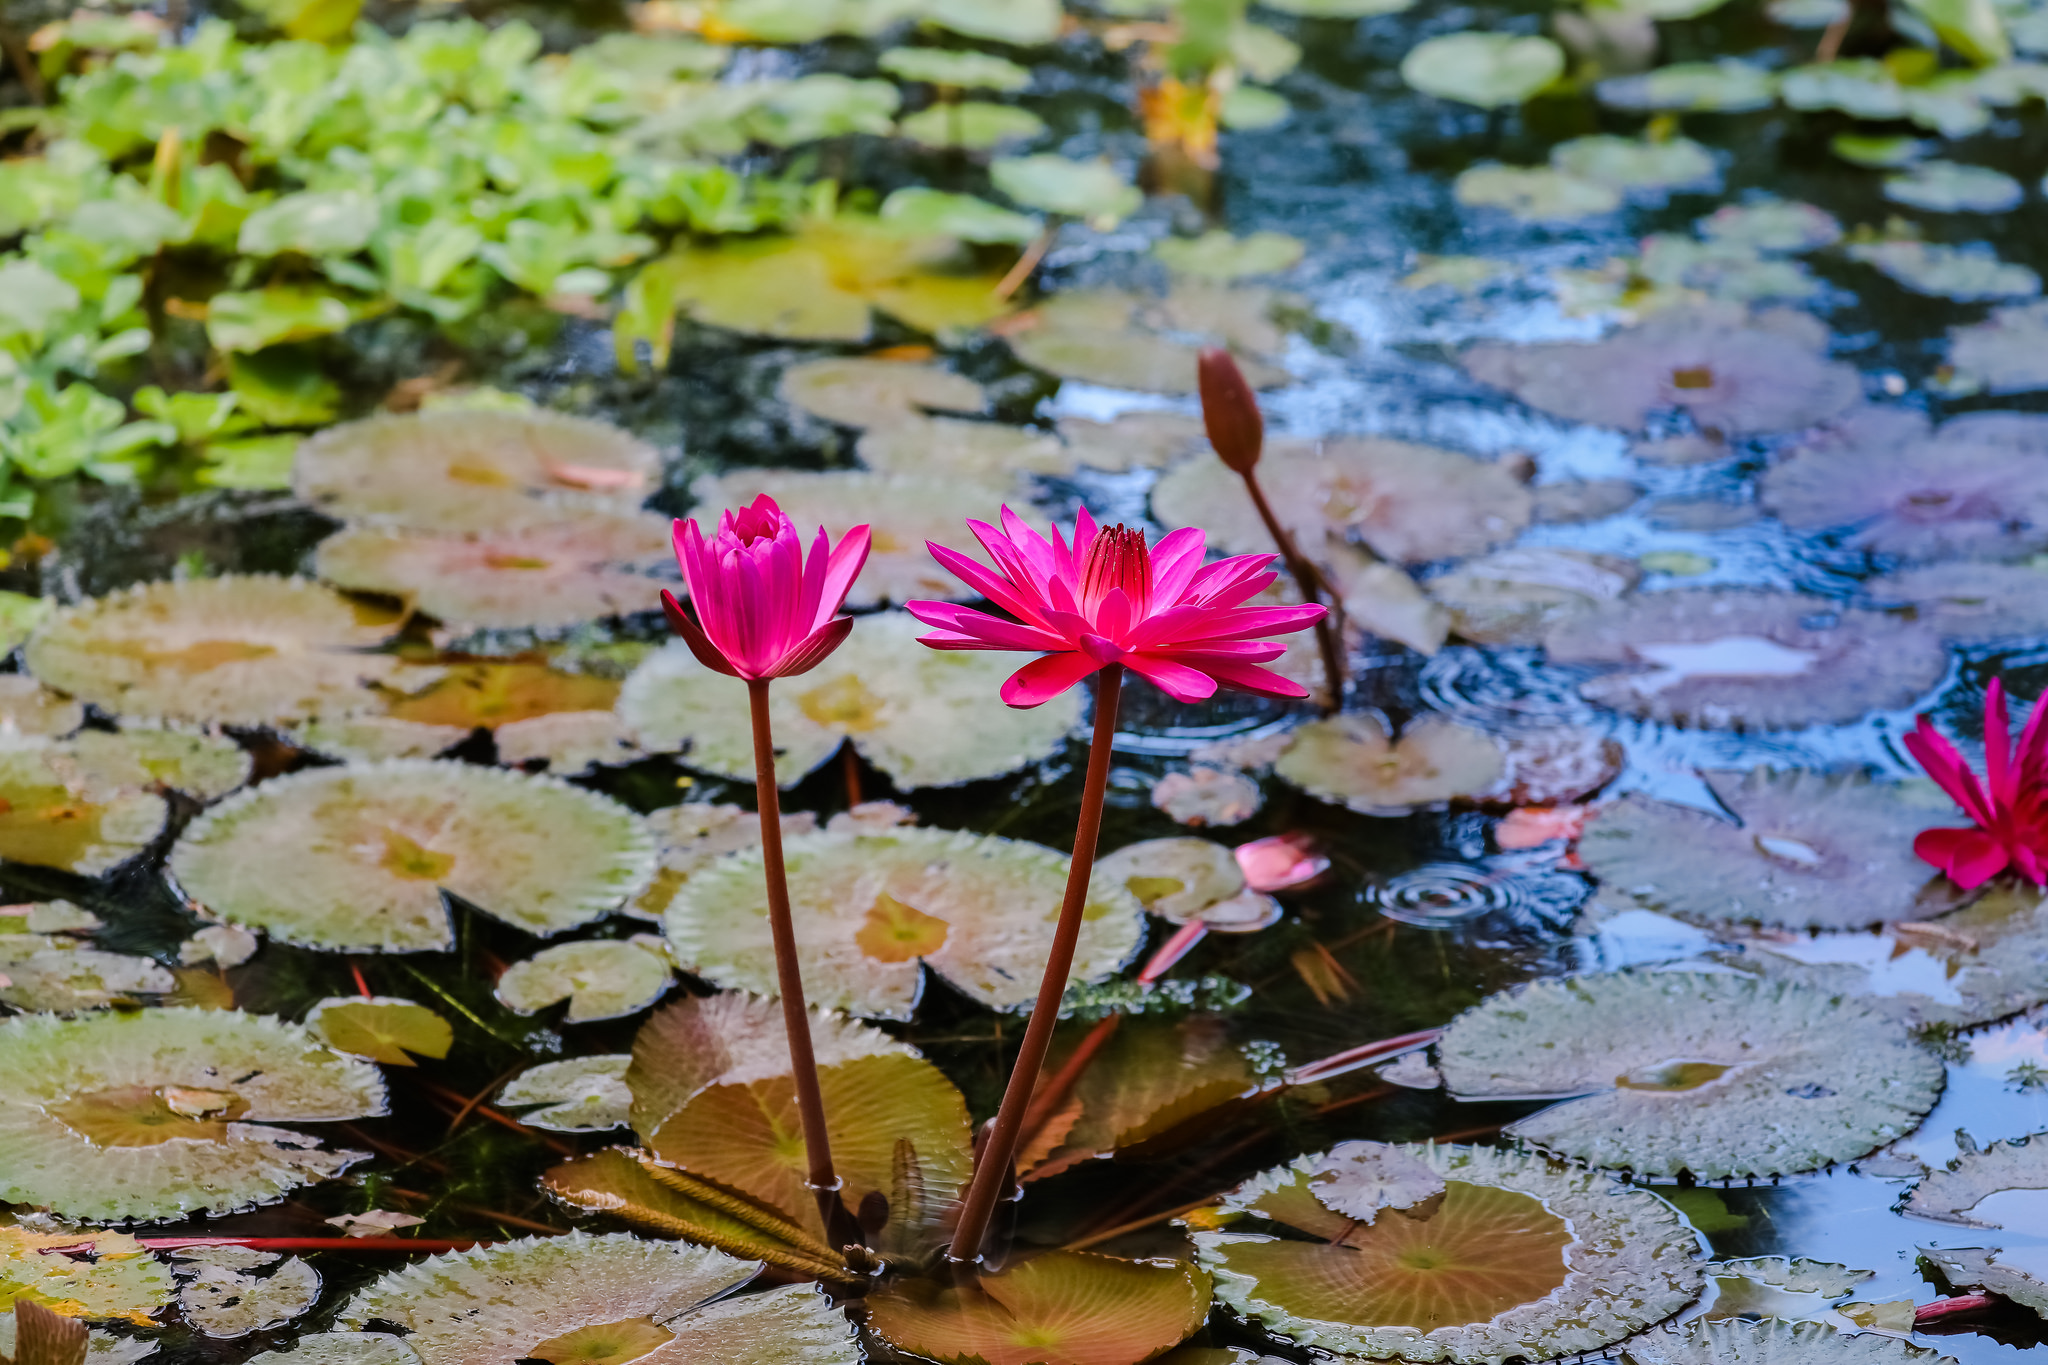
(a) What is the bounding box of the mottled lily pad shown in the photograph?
[169,762,655,953]
[1543,589,1949,729]
[1579,770,1958,930]
[1946,300,2048,395]
[664,825,1143,1019]
[0,948,175,1013]
[621,611,1079,789]
[337,1233,860,1365]
[627,804,816,922]
[1003,287,1292,396]
[1862,563,2048,643]
[1883,161,2023,214]
[1427,548,1639,646]
[25,577,405,727]
[1845,238,2039,302]
[778,357,984,428]
[303,998,454,1067]
[1624,1320,1957,1365]
[0,1008,384,1221]
[1905,1131,2048,1226]
[497,1055,632,1132]
[1463,308,1859,435]
[496,940,672,1023]
[1275,715,1506,816]
[0,676,84,742]
[1437,972,1945,1178]
[1195,1143,1700,1362]
[0,747,167,875]
[1599,60,1779,112]
[1095,838,1274,928]
[1401,34,1565,107]
[293,411,658,533]
[0,1226,174,1323]
[175,1253,320,1339]
[1454,165,1621,221]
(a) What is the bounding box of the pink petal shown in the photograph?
[1124,653,1219,703]
[1904,722,1997,828]
[819,525,871,621]
[1148,527,1208,605]
[1000,651,1103,708]
[1914,826,2010,889]
[768,615,854,678]
[929,541,1047,625]
[2015,685,2048,795]
[662,590,742,677]
[1986,678,2015,807]
[1201,658,1312,700]
[906,602,1065,652]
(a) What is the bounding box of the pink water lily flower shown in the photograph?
[662,494,871,680]
[906,506,1327,708]
[1903,677,2048,888]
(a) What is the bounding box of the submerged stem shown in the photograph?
[1239,469,1346,710]
[947,664,1125,1266]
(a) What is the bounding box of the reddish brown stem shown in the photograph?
[1016,1013,1121,1158]
[948,665,1125,1265]
[749,677,858,1250]
[993,222,1058,301]
[841,741,863,807]
[1137,921,1208,983]
[1915,1295,1996,1323]
[1287,1028,1444,1086]
[1239,469,1345,709]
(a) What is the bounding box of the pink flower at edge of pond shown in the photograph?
[1904,677,2048,889]
[661,494,871,680]
[906,506,1327,709]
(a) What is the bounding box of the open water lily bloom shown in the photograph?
[907,506,1326,708]
[662,494,871,680]
[1904,677,2048,888]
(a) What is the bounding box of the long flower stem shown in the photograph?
[747,678,855,1249]
[1239,470,1346,709]
[948,664,1125,1266]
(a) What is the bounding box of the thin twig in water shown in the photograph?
[1061,1194,1229,1252]
[993,222,1058,302]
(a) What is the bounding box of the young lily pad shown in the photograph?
[293,411,659,533]
[1151,768,1263,828]
[1946,300,2048,395]
[990,155,1142,227]
[879,188,1042,247]
[1195,1142,1700,1362]
[1543,589,1950,729]
[1274,715,1505,816]
[1152,437,1531,566]
[1698,200,1844,252]
[1003,287,1292,395]
[0,676,84,742]
[664,826,1143,1019]
[0,747,167,875]
[620,611,1079,790]
[1401,34,1566,107]
[495,940,672,1024]
[1427,548,1639,646]
[1845,238,2040,301]
[1884,161,2025,213]
[866,1251,1211,1365]
[0,948,176,1014]
[1579,770,1957,930]
[303,997,454,1067]
[1463,307,1860,434]
[1436,972,1945,1178]
[0,1226,174,1324]
[1623,1320,1958,1365]
[497,1055,632,1132]
[25,577,406,727]
[1096,838,1259,925]
[778,357,985,428]
[168,761,656,953]
[0,1007,385,1221]
[1454,166,1621,221]
[176,1253,320,1339]
[337,1233,860,1365]
[314,514,672,631]
[1551,135,1719,193]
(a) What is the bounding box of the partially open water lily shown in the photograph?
[1905,678,2048,888]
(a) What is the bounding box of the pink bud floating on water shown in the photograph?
[1904,677,2048,889]
[1235,831,1329,893]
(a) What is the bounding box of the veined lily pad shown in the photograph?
[25,577,405,727]
[168,761,656,953]
[0,949,175,1014]
[175,1252,320,1339]
[496,940,672,1023]
[1401,34,1566,107]
[314,514,672,631]
[1195,1142,1700,1362]
[1427,548,1639,646]
[1543,589,1949,729]
[1624,1320,1957,1365]
[664,826,1143,1019]
[0,1008,384,1221]
[337,1233,861,1365]
[1275,715,1505,816]
[303,997,454,1067]
[621,611,1079,789]
[0,747,167,875]
[1436,972,1945,1178]
[0,676,84,742]
[0,1226,174,1323]
[1003,288,1292,396]
[1579,770,1958,930]
[498,1055,632,1132]
[1946,300,2048,395]
[778,357,984,428]
[1905,1130,2048,1226]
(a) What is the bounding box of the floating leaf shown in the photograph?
[877,47,1031,91]
[60,730,253,802]
[243,1335,419,1365]
[1905,1130,2048,1226]
[1151,768,1263,828]
[206,288,354,354]
[1542,589,1950,729]
[1884,160,2024,212]
[1055,413,1213,473]
[1624,1320,1959,1365]
[496,940,672,1023]
[898,103,1046,150]
[1401,34,1566,107]
[0,1227,174,1323]
[293,411,658,533]
[990,155,1141,227]
[857,416,1073,483]
[1552,135,1719,193]
[1698,200,1843,252]
[1454,166,1621,221]
[498,1056,632,1132]
[1436,972,1945,1178]
[1004,287,1293,395]
[314,514,672,631]
[238,191,377,258]
[627,804,816,923]
[0,1008,384,1221]
[1845,238,2039,301]
[303,997,453,1067]
[0,948,175,1013]
[1946,299,2048,395]
[1097,838,1254,925]
[866,1251,1210,1365]
[26,577,406,728]
[175,1252,320,1339]
[1599,60,1779,112]
[0,677,82,745]
[1427,548,1639,646]
[1865,563,2048,643]
[1699,1256,1878,1328]
[169,761,655,953]
[1920,1245,2048,1317]
[621,611,1079,789]
[665,826,1143,1019]
[1153,231,1306,282]
[0,747,167,875]
[1580,770,1958,930]
[778,357,984,428]
[1195,1143,1699,1362]
[879,188,1042,246]
[1275,715,1505,816]
[0,596,53,658]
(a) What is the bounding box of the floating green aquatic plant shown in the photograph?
[778,357,985,429]
[0,1227,173,1325]
[1274,714,1505,815]
[1426,548,1640,646]
[0,677,83,743]
[1095,837,1277,929]
[1400,33,1566,107]
[174,1249,321,1340]
[0,948,174,1014]
[303,997,454,1067]
[1624,1319,1958,1365]
[498,1055,633,1133]
[0,747,166,876]
[495,939,673,1024]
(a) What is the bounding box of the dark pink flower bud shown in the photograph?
[1198,348,1264,474]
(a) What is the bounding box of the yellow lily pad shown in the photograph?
[0,1226,173,1325]
[304,997,454,1067]
[0,746,169,875]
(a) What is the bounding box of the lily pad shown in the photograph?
[0,676,83,742]
[1195,1142,1700,1362]
[1845,238,2040,301]
[1624,1320,1958,1365]
[778,357,984,428]
[1946,300,2048,395]
[337,1233,860,1365]
[1551,135,1719,193]
[898,103,1046,150]
[176,1253,320,1339]
[1698,200,1844,252]
[1003,287,1293,396]
[0,948,175,1013]
[1579,770,1959,930]
[620,611,1079,789]
[1884,161,2025,213]
[1153,231,1306,282]
[1274,715,1505,816]
[1920,1245,2048,1317]
[1698,1256,1882,1328]
[293,411,659,534]
[990,155,1142,227]
[1427,548,1640,646]
[627,804,817,923]
[1453,165,1622,221]
[879,188,1041,246]
[1096,838,1277,929]
[0,1007,384,1221]
[1054,412,1212,473]
[877,47,1031,91]
[0,1226,173,1324]
[1905,1130,2048,1226]
[1462,307,1860,435]
[314,514,673,631]
[498,1055,632,1132]
[168,761,656,953]
[1861,563,2048,643]
[1599,60,1779,112]
[664,825,1144,1019]
[856,416,1073,484]
[0,747,168,875]
[1436,971,1945,1177]
[51,731,252,803]
[25,577,406,727]
[1151,768,1263,828]
[495,940,672,1024]
[1401,34,1566,108]
[303,997,454,1067]
[1542,589,1950,729]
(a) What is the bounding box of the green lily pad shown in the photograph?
[1003,286,1293,395]
[0,595,53,657]
[1275,715,1505,815]
[495,939,672,1023]
[1697,200,1843,252]
[990,155,1142,227]
[293,411,659,534]
[877,188,1042,245]
[780,357,985,429]
[1195,1143,1700,1362]
[1153,231,1306,282]
[1096,838,1260,925]
[898,102,1046,149]
[25,577,407,728]
[497,1055,632,1132]
[1624,1320,1958,1365]
[0,1226,174,1324]
[1437,972,1945,1178]
[621,610,1079,790]
[175,1251,320,1339]
[1884,160,2025,212]
[0,1008,384,1222]
[0,948,176,1013]
[1946,299,2048,395]
[1845,238,2040,301]
[665,825,1143,1019]
[1552,135,1719,193]
[0,739,173,875]
[1833,133,1929,167]
[1599,60,1779,112]
[169,761,655,953]
[303,997,454,1067]
[1260,0,1415,12]
[627,804,817,923]
[1580,770,1959,930]
[1453,165,1621,221]
[877,47,1031,91]
[63,730,253,802]
[1401,34,1566,107]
